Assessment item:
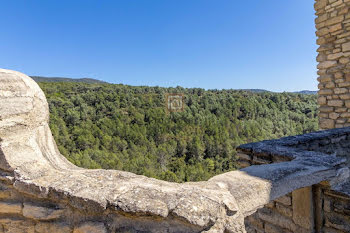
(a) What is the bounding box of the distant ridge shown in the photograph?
[293,90,317,95]
[31,76,108,84]
[31,76,317,94]
[238,89,270,93]
[238,89,317,95]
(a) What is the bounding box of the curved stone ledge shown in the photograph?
[0,68,347,233]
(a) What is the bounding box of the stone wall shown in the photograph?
[316,0,350,129]
[0,171,201,233]
[237,127,350,233]
[237,151,313,233]
[245,189,315,233]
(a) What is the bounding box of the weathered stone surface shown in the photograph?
[23,203,64,220]
[264,222,291,233]
[318,61,337,69]
[292,187,314,230]
[343,41,350,52]
[328,100,344,107]
[0,202,22,214]
[276,203,292,218]
[319,96,327,105]
[275,196,291,206]
[1,219,35,233]
[73,222,107,233]
[35,222,72,233]
[334,88,348,94]
[329,112,340,120]
[320,106,334,113]
[320,118,335,129]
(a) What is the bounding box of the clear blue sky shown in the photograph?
[1,1,317,92]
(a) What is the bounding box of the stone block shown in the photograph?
[237,153,251,161]
[23,203,64,220]
[246,214,264,230]
[292,187,314,230]
[324,212,350,232]
[245,225,256,233]
[326,82,336,88]
[343,41,350,52]
[328,100,344,107]
[335,107,347,112]
[324,198,332,212]
[335,123,344,128]
[340,94,350,99]
[318,96,327,105]
[0,185,11,199]
[265,201,275,209]
[237,160,250,168]
[264,223,291,233]
[322,226,345,233]
[326,15,344,26]
[329,23,342,33]
[335,72,343,79]
[319,89,333,95]
[257,208,302,232]
[315,0,327,11]
[334,88,348,94]
[276,203,293,218]
[252,156,270,165]
[320,118,335,129]
[275,195,292,206]
[2,220,35,233]
[0,202,22,214]
[320,106,334,112]
[329,112,340,119]
[73,222,107,233]
[340,57,350,64]
[328,52,344,60]
[338,81,350,87]
[340,112,350,118]
[336,118,347,124]
[318,75,333,82]
[35,222,72,233]
[318,61,338,69]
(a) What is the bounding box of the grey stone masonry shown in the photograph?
[316,0,350,129]
[237,126,350,233]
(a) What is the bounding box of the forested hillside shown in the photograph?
[38,82,318,182]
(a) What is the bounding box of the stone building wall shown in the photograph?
[316,0,350,129]
[317,183,350,232]
[237,150,313,233]
[237,127,350,233]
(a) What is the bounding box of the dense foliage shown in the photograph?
[38,82,318,182]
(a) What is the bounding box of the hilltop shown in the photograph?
[31,76,107,84]
[32,76,316,94]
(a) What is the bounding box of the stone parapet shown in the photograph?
[237,127,350,232]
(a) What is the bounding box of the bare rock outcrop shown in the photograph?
[0,68,347,232]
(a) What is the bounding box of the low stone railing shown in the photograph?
[0,68,348,233]
[237,125,350,232]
